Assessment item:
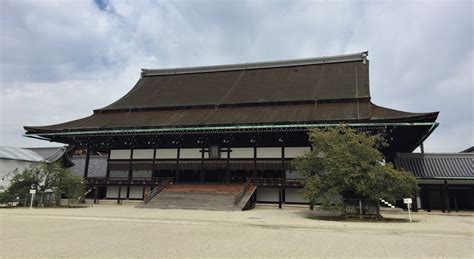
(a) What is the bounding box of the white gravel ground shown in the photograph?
[1,204,473,258]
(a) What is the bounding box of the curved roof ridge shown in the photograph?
[0,146,45,162]
[142,51,368,76]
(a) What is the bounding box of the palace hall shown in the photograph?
[24,52,440,209]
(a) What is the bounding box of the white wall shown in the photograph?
[257,147,281,158]
[256,188,279,202]
[109,170,128,177]
[110,149,131,160]
[285,147,311,158]
[0,159,38,189]
[230,148,254,158]
[133,149,154,159]
[133,170,152,177]
[106,186,127,199]
[286,170,304,180]
[180,148,204,159]
[285,189,307,203]
[128,187,144,199]
[156,149,177,159]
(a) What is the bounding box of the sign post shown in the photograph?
[404,198,412,223]
[29,189,36,209]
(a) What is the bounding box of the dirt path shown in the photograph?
[1,205,473,258]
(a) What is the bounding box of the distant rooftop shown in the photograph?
[394,153,474,179]
[141,52,368,76]
[0,146,45,162]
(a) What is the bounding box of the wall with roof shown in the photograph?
[70,156,108,177]
[0,159,38,189]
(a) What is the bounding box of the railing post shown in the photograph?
[84,148,91,178]
[278,188,282,209]
[93,187,98,204]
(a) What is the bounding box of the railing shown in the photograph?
[85,177,174,186]
[143,179,173,204]
[249,178,303,187]
[343,199,380,218]
[234,179,252,206]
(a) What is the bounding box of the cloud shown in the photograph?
[0,0,472,151]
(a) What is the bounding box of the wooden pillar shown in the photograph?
[105,151,111,178]
[175,147,180,183]
[278,188,282,209]
[200,147,205,183]
[427,189,432,212]
[83,148,91,178]
[126,148,134,199]
[454,196,458,212]
[117,186,122,205]
[470,187,474,210]
[152,148,157,179]
[440,186,446,213]
[413,190,418,212]
[445,181,451,213]
[93,187,98,204]
[252,146,257,178]
[281,145,285,179]
[226,146,231,184]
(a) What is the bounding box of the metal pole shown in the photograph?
[30,193,34,209]
[408,203,412,223]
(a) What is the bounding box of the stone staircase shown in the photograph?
[379,198,396,208]
[141,184,254,211]
[235,186,257,210]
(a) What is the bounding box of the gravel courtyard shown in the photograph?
[1,204,473,258]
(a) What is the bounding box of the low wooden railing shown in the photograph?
[143,179,173,204]
[234,179,252,206]
[85,177,174,186]
[249,178,303,187]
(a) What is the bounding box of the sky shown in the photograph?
[0,0,472,152]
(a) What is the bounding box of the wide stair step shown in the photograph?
[141,184,248,211]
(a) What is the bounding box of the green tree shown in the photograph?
[4,161,84,206]
[294,125,417,211]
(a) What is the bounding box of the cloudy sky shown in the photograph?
[0,0,472,152]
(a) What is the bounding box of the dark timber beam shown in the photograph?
[83,148,91,178]
[441,186,446,213]
[427,189,432,212]
[105,151,111,178]
[152,148,157,174]
[175,146,181,183]
[117,186,122,205]
[278,188,282,209]
[281,143,285,179]
[226,146,231,184]
[253,146,257,178]
[126,148,134,199]
[200,147,205,183]
[93,187,98,204]
[445,180,451,213]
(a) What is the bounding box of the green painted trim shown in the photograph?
[25,122,438,138]
[417,177,474,180]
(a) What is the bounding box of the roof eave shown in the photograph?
[142,51,368,76]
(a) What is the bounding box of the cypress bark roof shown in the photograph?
[394,153,474,179]
[24,51,438,134]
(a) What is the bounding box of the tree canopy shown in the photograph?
[294,125,417,208]
[2,161,84,206]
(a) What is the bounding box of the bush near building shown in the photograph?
[3,161,84,206]
[294,125,417,216]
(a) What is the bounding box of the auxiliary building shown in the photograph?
[24,52,439,208]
